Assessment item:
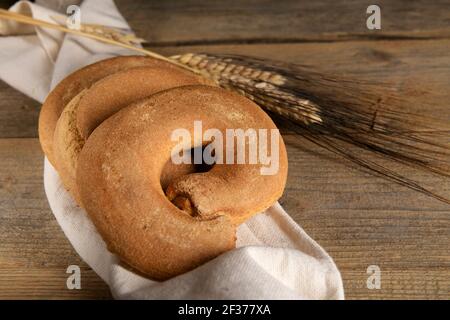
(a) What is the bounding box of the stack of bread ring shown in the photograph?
[39,55,288,280]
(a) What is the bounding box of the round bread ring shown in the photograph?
[39,55,190,166]
[76,85,288,280]
[53,66,209,205]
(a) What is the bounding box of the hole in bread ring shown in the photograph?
[76,85,288,280]
[160,145,214,191]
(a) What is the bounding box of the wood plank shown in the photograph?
[0,138,448,299]
[2,0,450,43]
[114,0,450,45]
[0,80,40,138]
[0,138,111,299]
[0,0,449,300]
[0,267,111,299]
[1,39,449,138]
[281,135,450,299]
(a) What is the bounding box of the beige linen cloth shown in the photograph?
[0,0,344,299]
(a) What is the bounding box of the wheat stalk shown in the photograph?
[50,14,147,46]
[0,8,199,73]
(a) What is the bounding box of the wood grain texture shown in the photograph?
[0,0,449,299]
[0,80,40,138]
[115,0,450,45]
[281,135,450,299]
[0,137,448,299]
[2,39,450,138]
[0,139,111,299]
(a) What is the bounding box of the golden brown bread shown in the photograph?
[39,55,188,166]
[52,66,209,203]
[76,66,214,139]
[40,56,288,280]
[76,85,288,280]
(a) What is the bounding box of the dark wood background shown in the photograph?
[0,0,449,299]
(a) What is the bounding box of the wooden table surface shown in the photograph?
[0,0,449,299]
